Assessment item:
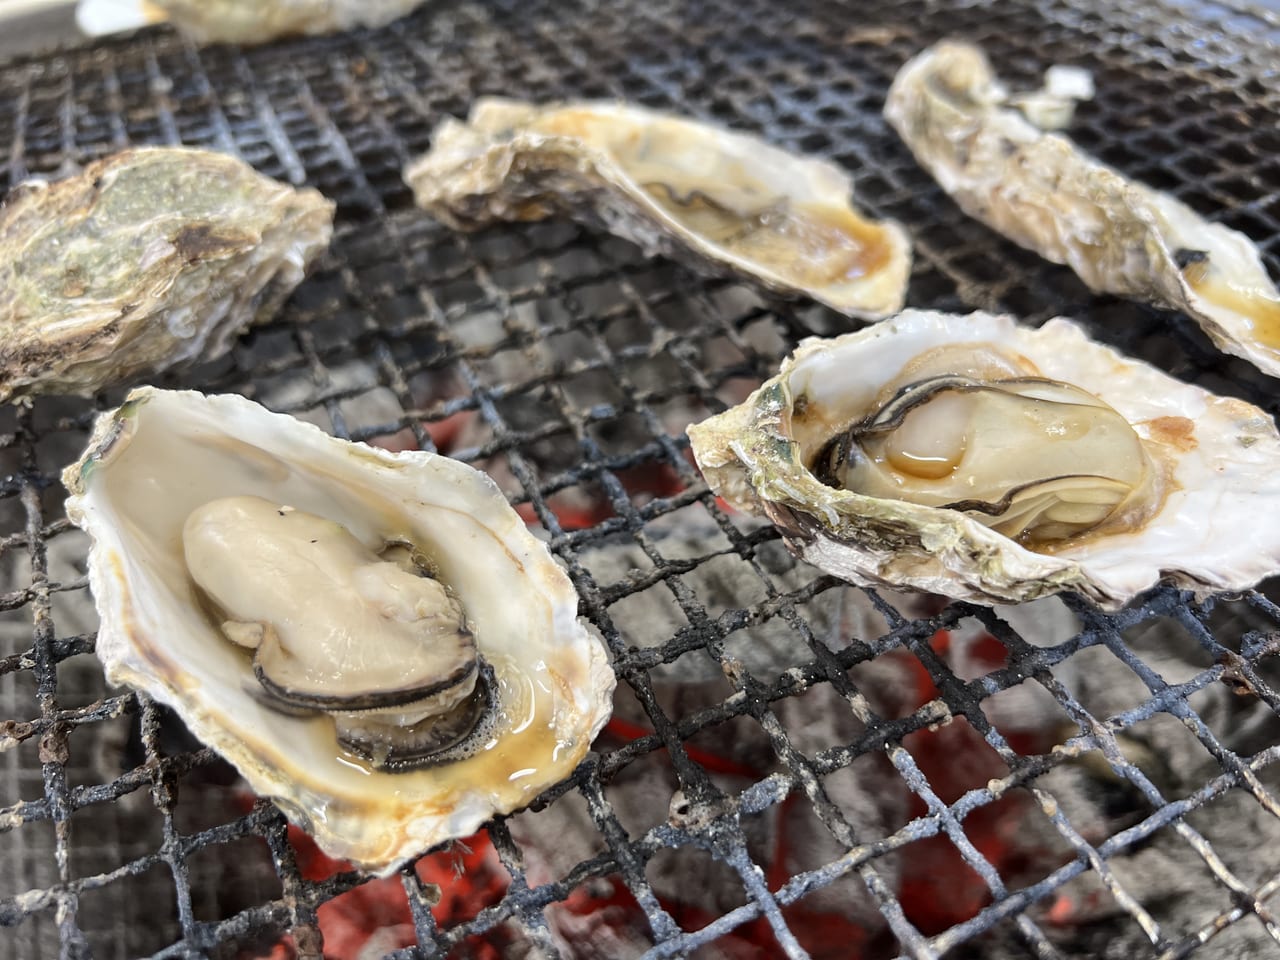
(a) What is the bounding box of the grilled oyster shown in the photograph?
[884,41,1280,379]
[76,0,429,43]
[404,99,911,319]
[688,309,1280,608]
[63,388,614,874]
[0,147,333,403]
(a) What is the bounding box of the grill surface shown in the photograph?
[3,1,1280,958]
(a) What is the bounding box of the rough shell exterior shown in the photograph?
[403,98,911,319]
[884,41,1280,379]
[78,0,430,43]
[0,147,333,402]
[62,388,615,875]
[688,309,1280,608]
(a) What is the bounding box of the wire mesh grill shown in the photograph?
[3,0,1280,957]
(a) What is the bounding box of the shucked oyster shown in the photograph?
[0,147,332,402]
[404,99,911,319]
[76,0,430,43]
[884,41,1280,378]
[689,309,1280,608]
[183,497,488,769]
[817,376,1158,547]
[63,388,614,873]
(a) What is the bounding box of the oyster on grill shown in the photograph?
[884,41,1280,379]
[76,0,430,43]
[404,99,911,319]
[688,309,1280,608]
[0,147,333,403]
[63,388,614,874]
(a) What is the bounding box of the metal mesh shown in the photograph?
[3,0,1280,957]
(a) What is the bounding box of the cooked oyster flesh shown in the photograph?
[0,147,333,401]
[818,376,1157,545]
[884,41,1280,378]
[404,99,911,319]
[184,495,485,768]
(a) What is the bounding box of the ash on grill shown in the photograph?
[4,0,1280,958]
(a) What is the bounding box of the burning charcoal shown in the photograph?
[554,511,929,948]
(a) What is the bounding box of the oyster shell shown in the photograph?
[0,147,333,402]
[76,0,430,43]
[404,98,911,319]
[63,388,614,874]
[884,41,1280,378]
[688,309,1280,608]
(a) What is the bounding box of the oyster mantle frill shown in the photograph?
[63,388,614,874]
[404,98,911,319]
[0,147,333,402]
[688,309,1280,608]
[884,41,1280,379]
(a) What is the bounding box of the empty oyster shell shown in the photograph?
[76,0,430,43]
[404,99,911,319]
[0,147,333,402]
[884,41,1280,378]
[63,388,614,874]
[688,309,1280,608]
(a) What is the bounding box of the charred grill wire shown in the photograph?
[3,0,1280,958]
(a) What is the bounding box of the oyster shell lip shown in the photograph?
[403,97,913,320]
[883,41,1280,380]
[64,387,616,876]
[688,309,1280,609]
[0,146,335,402]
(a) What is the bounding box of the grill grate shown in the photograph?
[3,1,1280,958]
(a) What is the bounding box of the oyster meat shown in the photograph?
[884,41,1280,379]
[0,147,333,402]
[63,388,614,874]
[688,309,1280,608]
[404,98,911,319]
[76,0,430,43]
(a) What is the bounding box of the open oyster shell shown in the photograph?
[76,0,430,43]
[404,98,911,319]
[688,309,1280,608]
[0,147,333,402]
[63,388,614,874]
[884,41,1280,379]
